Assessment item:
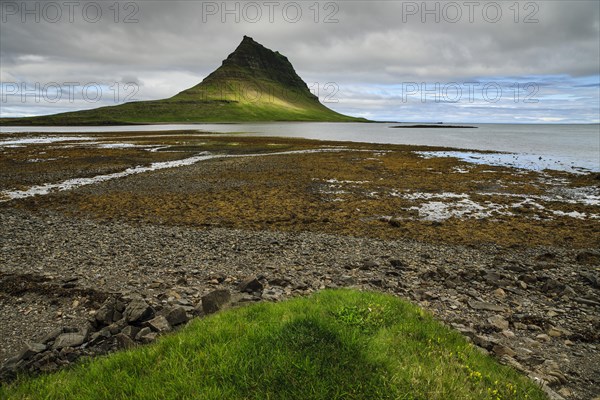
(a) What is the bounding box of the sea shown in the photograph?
[1,123,599,173]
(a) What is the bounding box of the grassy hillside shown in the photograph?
[0,37,366,125]
[1,290,547,400]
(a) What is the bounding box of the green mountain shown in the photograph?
[1,36,365,125]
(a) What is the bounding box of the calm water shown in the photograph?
[2,123,599,172]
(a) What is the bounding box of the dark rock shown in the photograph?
[369,278,384,287]
[59,347,79,363]
[268,277,291,287]
[164,306,189,326]
[520,273,538,284]
[135,327,152,341]
[16,342,47,361]
[359,260,378,271]
[488,315,509,331]
[89,329,111,345]
[121,325,140,339]
[201,289,231,314]
[493,344,516,357]
[147,315,172,333]
[41,328,65,344]
[580,272,599,288]
[468,300,505,312]
[107,320,127,335]
[53,333,85,350]
[389,259,406,269]
[38,362,59,373]
[574,297,600,307]
[338,275,356,286]
[536,252,556,262]
[483,271,512,286]
[238,277,263,293]
[123,299,154,324]
[541,279,566,294]
[95,304,115,325]
[114,333,136,349]
[576,251,600,265]
[136,327,157,344]
[472,334,500,350]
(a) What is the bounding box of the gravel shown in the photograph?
[1,208,599,399]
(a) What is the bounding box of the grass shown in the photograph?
[0,289,548,400]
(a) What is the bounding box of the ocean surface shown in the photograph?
[1,123,599,173]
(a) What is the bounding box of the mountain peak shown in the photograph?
[211,36,308,91]
[1,36,365,124]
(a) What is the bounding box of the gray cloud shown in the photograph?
[1,0,598,122]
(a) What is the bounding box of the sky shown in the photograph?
[0,0,599,123]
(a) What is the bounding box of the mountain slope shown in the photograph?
[1,36,365,125]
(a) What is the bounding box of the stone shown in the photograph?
[536,333,551,343]
[557,388,572,397]
[574,297,600,307]
[59,347,79,363]
[339,275,356,285]
[124,299,154,323]
[135,327,152,340]
[148,315,172,332]
[136,328,157,344]
[165,306,188,326]
[484,271,510,286]
[359,260,378,270]
[580,272,599,288]
[17,342,47,361]
[541,278,565,294]
[501,330,516,338]
[107,320,126,335]
[121,325,140,339]
[201,289,231,314]
[492,288,506,298]
[472,334,499,350]
[513,322,527,330]
[268,277,291,287]
[468,300,505,312]
[576,251,600,265]
[238,277,263,293]
[493,344,516,357]
[53,333,85,349]
[41,328,64,344]
[114,333,136,349]
[95,303,115,325]
[488,315,509,331]
[548,327,563,337]
[389,259,406,269]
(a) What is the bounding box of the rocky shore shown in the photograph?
[1,133,599,398]
[1,208,598,399]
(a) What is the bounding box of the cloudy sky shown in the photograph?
[1,0,599,123]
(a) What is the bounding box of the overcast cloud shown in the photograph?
[1,0,599,122]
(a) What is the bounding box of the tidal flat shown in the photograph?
[0,131,599,398]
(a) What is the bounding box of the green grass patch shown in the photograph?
[0,290,547,399]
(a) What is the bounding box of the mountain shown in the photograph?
[1,36,366,125]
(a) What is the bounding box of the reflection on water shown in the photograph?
[1,122,598,172]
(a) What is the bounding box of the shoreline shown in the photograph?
[1,133,599,398]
